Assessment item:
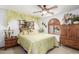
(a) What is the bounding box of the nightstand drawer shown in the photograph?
[5,39,17,43]
[5,40,17,44]
[5,36,18,49]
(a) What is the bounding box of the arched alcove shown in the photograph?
[48,18,60,34]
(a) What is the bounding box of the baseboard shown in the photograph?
[0,47,4,49]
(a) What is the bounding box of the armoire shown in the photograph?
[60,24,79,49]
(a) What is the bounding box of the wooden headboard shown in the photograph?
[19,20,34,32]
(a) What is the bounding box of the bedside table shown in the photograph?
[5,36,18,49]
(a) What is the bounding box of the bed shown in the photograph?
[17,20,58,54]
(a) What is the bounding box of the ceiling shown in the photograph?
[0,5,79,17]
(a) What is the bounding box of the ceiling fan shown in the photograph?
[33,5,58,16]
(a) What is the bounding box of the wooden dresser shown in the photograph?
[5,36,18,49]
[60,24,79,49]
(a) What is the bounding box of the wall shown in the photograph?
[39,8,79,42]
[0,9,6,47]
[7,10,40,36]
[40,8,79,34]
[0,9,40,47]
[0,8,79,47]
[40,14,63,33]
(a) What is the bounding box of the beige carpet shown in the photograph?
[0,46,79,54]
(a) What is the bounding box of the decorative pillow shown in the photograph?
[21,30,28,35]
[29,30,38,35]
[32,30,38,33]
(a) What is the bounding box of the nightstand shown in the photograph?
[5,36,18,49]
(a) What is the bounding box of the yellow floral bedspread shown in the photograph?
[18,33,57,54]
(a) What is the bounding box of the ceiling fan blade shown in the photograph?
[33,11,42,13]
[37,5,44,10]
[47,11,54,15]
[47,5,57,10]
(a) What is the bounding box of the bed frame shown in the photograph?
[18,20,57,54]
[18,20,34,53]
[18,20,34,32]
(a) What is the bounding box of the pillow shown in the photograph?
[29,30,38,35]
[32,29,37,32]
[21,30,28,35]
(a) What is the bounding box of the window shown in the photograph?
[48,18,60,34]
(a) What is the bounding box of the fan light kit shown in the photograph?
[33,5,58,16]
[42,11,47,14]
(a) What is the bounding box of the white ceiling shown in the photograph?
[0,5,79,17]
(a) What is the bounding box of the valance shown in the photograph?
[6,10,40,23]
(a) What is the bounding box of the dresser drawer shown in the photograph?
[60,24,79,50]
[61,39,79,49]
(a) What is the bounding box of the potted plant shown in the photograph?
[69,15,79,24]
[39,27,44,33]
[65,13,79,24]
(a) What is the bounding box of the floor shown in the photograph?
[0,46,79,54]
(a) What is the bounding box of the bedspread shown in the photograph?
[18,33,57,54]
